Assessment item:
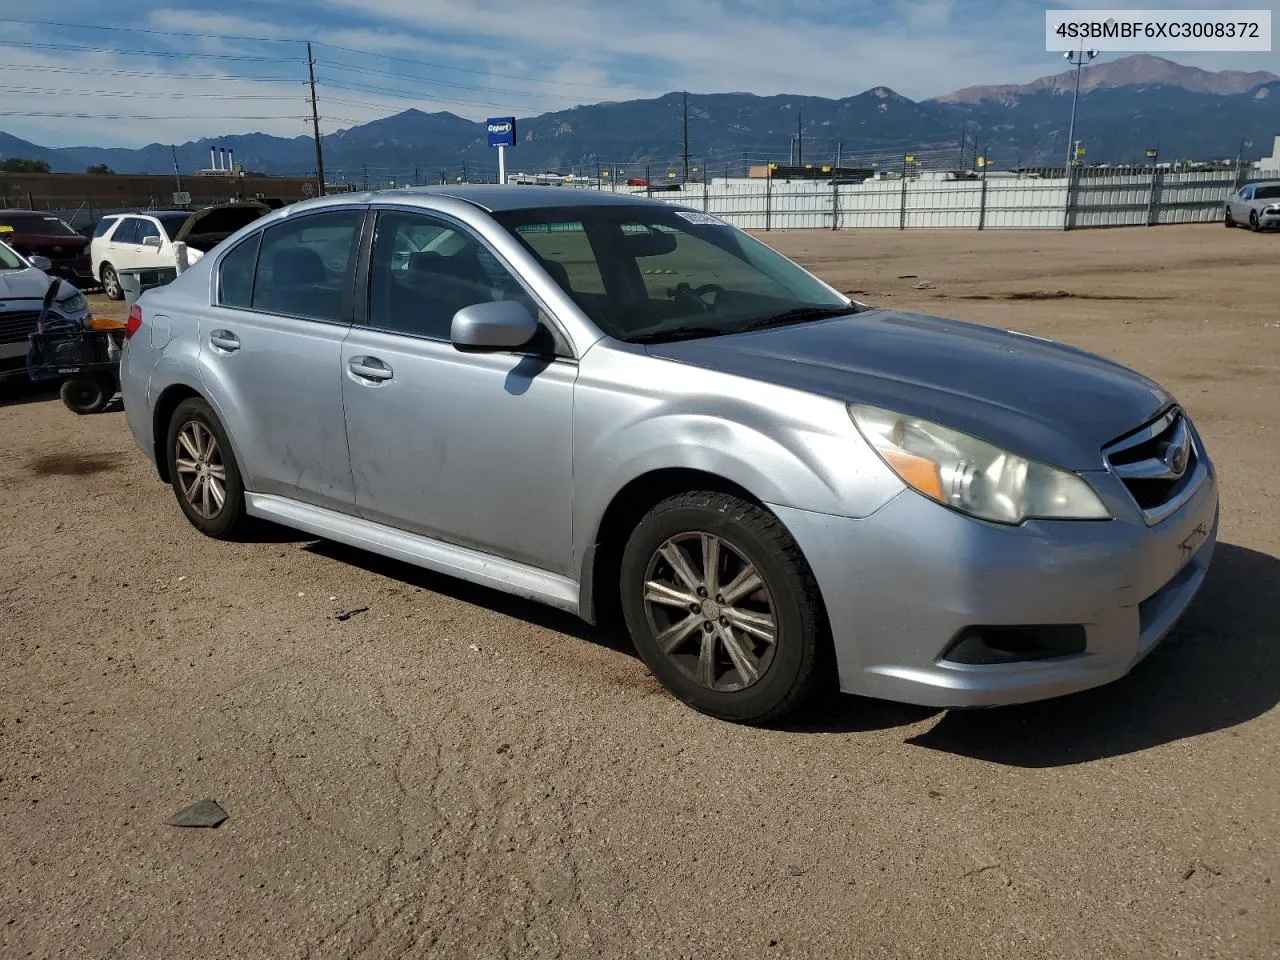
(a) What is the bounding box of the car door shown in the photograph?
[102,216,139,270]
[198,206,367,513]
[340,207,577,575]
[1232,186,1253,221]
[90,216,120,277]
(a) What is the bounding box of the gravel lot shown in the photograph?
[2,225,1276,959]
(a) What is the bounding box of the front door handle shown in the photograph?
[209,330,240,353]
[348,356,393,382]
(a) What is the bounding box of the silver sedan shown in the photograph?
[118,188,1218,723]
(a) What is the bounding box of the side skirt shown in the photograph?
[245,493,581,614]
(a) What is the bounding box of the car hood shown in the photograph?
[0,267,75,302]
[646,309,1171,470]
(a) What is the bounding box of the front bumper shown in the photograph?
[771,462,1219,708]
[47,259,94,286]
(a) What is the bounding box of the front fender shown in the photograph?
[569,352,907,572]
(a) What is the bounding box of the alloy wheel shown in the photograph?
[641,531,778,693]
[174,420,228,520]
[102,268,121,300]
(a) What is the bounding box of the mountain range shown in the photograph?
[2,56,1277,180]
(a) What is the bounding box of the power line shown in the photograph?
[315,77,554,114]
[313,41,622,90]
[0,63,305,82]
[1,17,628,92]
[0,111,306,120]
[0,39,304,62]
[1,17,298,44]
[0,85,303,100]
[314,59,597,103]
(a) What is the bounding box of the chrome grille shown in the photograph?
[1103,406,1204,525]
[0,311,41,344]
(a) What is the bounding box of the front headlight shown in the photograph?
[57,291,88,314]
[848,404,1110,524]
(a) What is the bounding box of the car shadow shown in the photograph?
[0,380,59,407]
[301,539,638,657]
[905,542,1279,766]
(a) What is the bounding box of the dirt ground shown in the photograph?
[1,224,1277,960]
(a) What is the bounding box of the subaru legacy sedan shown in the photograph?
[119,188,1218,723]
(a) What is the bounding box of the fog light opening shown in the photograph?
[943,624,1086,665]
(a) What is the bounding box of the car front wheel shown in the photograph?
[165,398,247,539]
[620,491,830,724]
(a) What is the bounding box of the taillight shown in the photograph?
[125,304,143,341]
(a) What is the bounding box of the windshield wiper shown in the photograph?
[740,305,860,331]
[628,326,729,344]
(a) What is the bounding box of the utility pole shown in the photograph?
[796,109,803,169]
[835,140,842,171]
[413,164,420,186]
[682,91,690,184]
[306,42,326,197]
[1063,48,1098,173]
[361,162,368,191]
[170,145,182,192]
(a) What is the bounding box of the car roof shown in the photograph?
[287,185,687,216]
[408,185,679,212]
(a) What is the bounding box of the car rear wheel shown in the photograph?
[619,491,830,724]
[100,263,122,300]
[165,398,247,539]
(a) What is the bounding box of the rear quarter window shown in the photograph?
[92,217,120,239]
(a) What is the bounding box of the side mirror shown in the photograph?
[143,235,163,248]
[29,255,53,272]
[451,300,539,352]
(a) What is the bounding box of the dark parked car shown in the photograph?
[0,210,94,288]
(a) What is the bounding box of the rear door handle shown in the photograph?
[209,330,240,353]
[348,356,393,382]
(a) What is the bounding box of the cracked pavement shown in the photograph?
[1,226,1277,959]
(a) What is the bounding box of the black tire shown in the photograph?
[619,491,831,724]
[164,397,247,539]
[1250,211,1260,232]
[1224,208,1235,227]
[59,374,114,414]
[100,263,122,300]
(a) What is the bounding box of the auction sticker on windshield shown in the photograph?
[673,211,726,226]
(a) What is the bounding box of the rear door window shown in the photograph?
[250,210,363,322]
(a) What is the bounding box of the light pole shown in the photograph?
[1063,48,1098,172]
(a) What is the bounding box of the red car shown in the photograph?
[0,210,94,289]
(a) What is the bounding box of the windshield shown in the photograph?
[0,242,24,270]
[492,204,856,343]
[0,213,81,237]
[155,212,193,239]
[1255,185,1280,200]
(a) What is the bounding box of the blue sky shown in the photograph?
[2,0,1277,149]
